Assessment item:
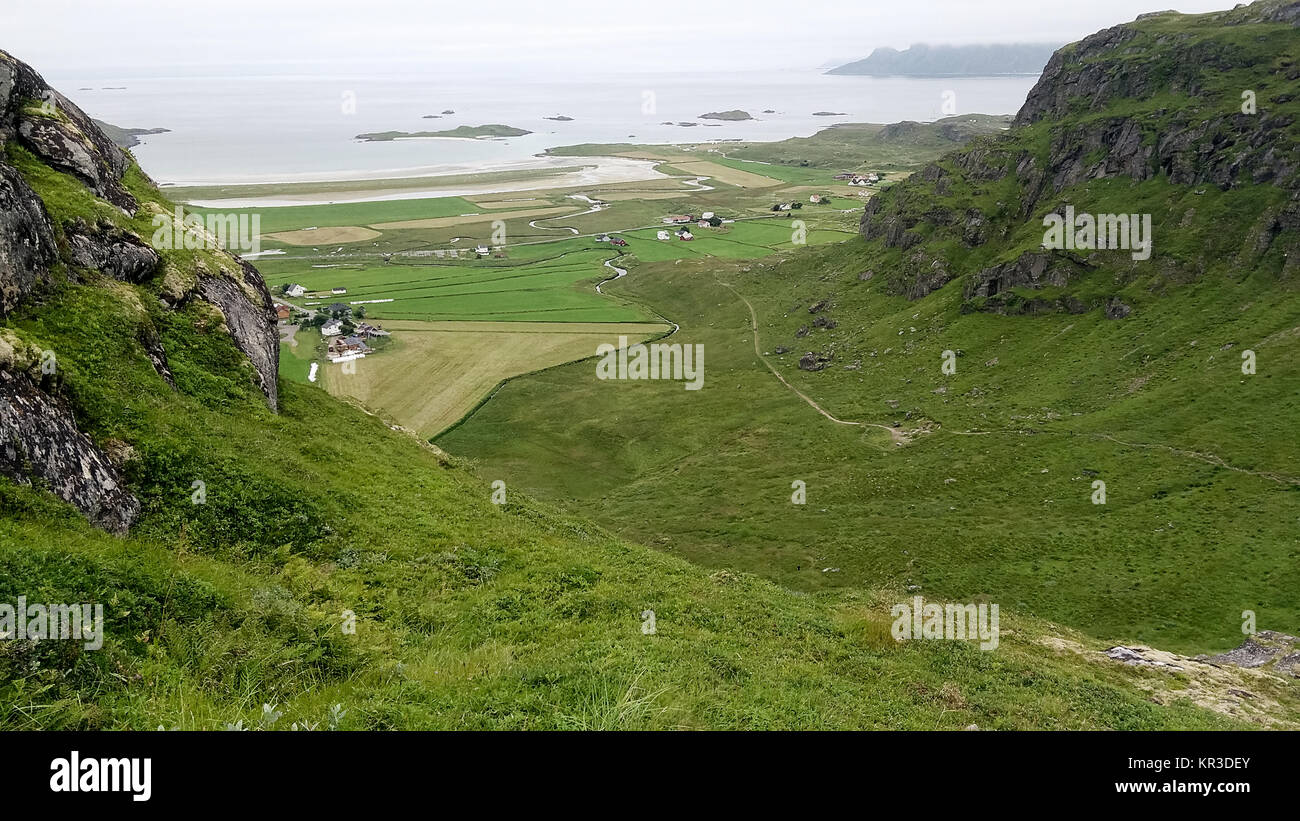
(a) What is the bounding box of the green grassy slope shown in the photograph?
[0,101,1283,737]
[0,202,1265,728]
[4,7,1298,729]
[438,3,1300,657]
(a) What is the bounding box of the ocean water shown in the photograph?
[48,66,1038,185]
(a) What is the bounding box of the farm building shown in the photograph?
[662,214,693,224]
[610,237,628,247]
[331,287,347,295]
[327,335,371,363]
[285,284,306,297]
[275,304,292,321]
[657,230,670,241]
[677,230,694,241]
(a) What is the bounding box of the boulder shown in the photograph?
[0,369,139,534]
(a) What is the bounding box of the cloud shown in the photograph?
[5,0,1241,74]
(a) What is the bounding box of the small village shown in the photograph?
[276,283,393,365]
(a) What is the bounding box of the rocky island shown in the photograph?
[355,124,533,141]
[699,110,754,121]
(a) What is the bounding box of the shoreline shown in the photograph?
[173,156,669,207]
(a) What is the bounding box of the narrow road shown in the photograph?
[715,277,905,444]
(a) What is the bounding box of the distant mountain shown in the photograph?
[827,43,1061,76]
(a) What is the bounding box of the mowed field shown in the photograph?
[265,247,650,322]
[320,319,670,435]
[665,160,785,188]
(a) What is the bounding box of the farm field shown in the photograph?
[318,319,670,436]
[262,249,653,322]
[660,159,784,188]
[244,150,861,439]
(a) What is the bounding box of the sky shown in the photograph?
[2,0,1242,76]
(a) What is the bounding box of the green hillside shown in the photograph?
[440,3,1300,665]
[3,1,1300,732]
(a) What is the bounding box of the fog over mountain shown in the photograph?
[827,43,1064,76]
[3,0,1237,74]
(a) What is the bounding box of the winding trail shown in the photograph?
[1092,433,1300,486]
[715,277,905,444]
[710,277,1300,476]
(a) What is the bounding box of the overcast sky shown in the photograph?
[2,0,1240,75]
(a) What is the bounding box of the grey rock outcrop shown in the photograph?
[196,258,279,410]
[1,49,136,212]
[0,163,56,314]
[963,251,1084,299]
[64,218,160,283]
[0,49,281,536]
[0,369,139,534]
[860,0,1300,308]
[1202,631,1300,672]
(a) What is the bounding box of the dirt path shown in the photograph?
[716,278,906,444]
[1093,433,1300,486]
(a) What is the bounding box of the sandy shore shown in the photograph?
[177,156,668,208]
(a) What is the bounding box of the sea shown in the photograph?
[44,65,1038,187]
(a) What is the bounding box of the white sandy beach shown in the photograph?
[177,155,668,208]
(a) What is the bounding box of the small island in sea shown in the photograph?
[355,124,532,141]
[544,115,574,121]
[699,110,753,121]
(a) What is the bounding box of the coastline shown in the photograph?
[173,155,668,207]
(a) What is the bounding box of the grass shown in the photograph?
[10,8,1297,729]
[0,251,1266,729]
[436,7,1300,659]
[320,319,669,436]
[438,235,1300,656]
[192,196,484,235]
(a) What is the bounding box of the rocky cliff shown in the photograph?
[0,49,280,534]
[860,0,1300,314]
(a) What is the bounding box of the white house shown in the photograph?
[285,284,306,298]
[475,245,490,255]
[321,319,343,336]
[678,230,694,241]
